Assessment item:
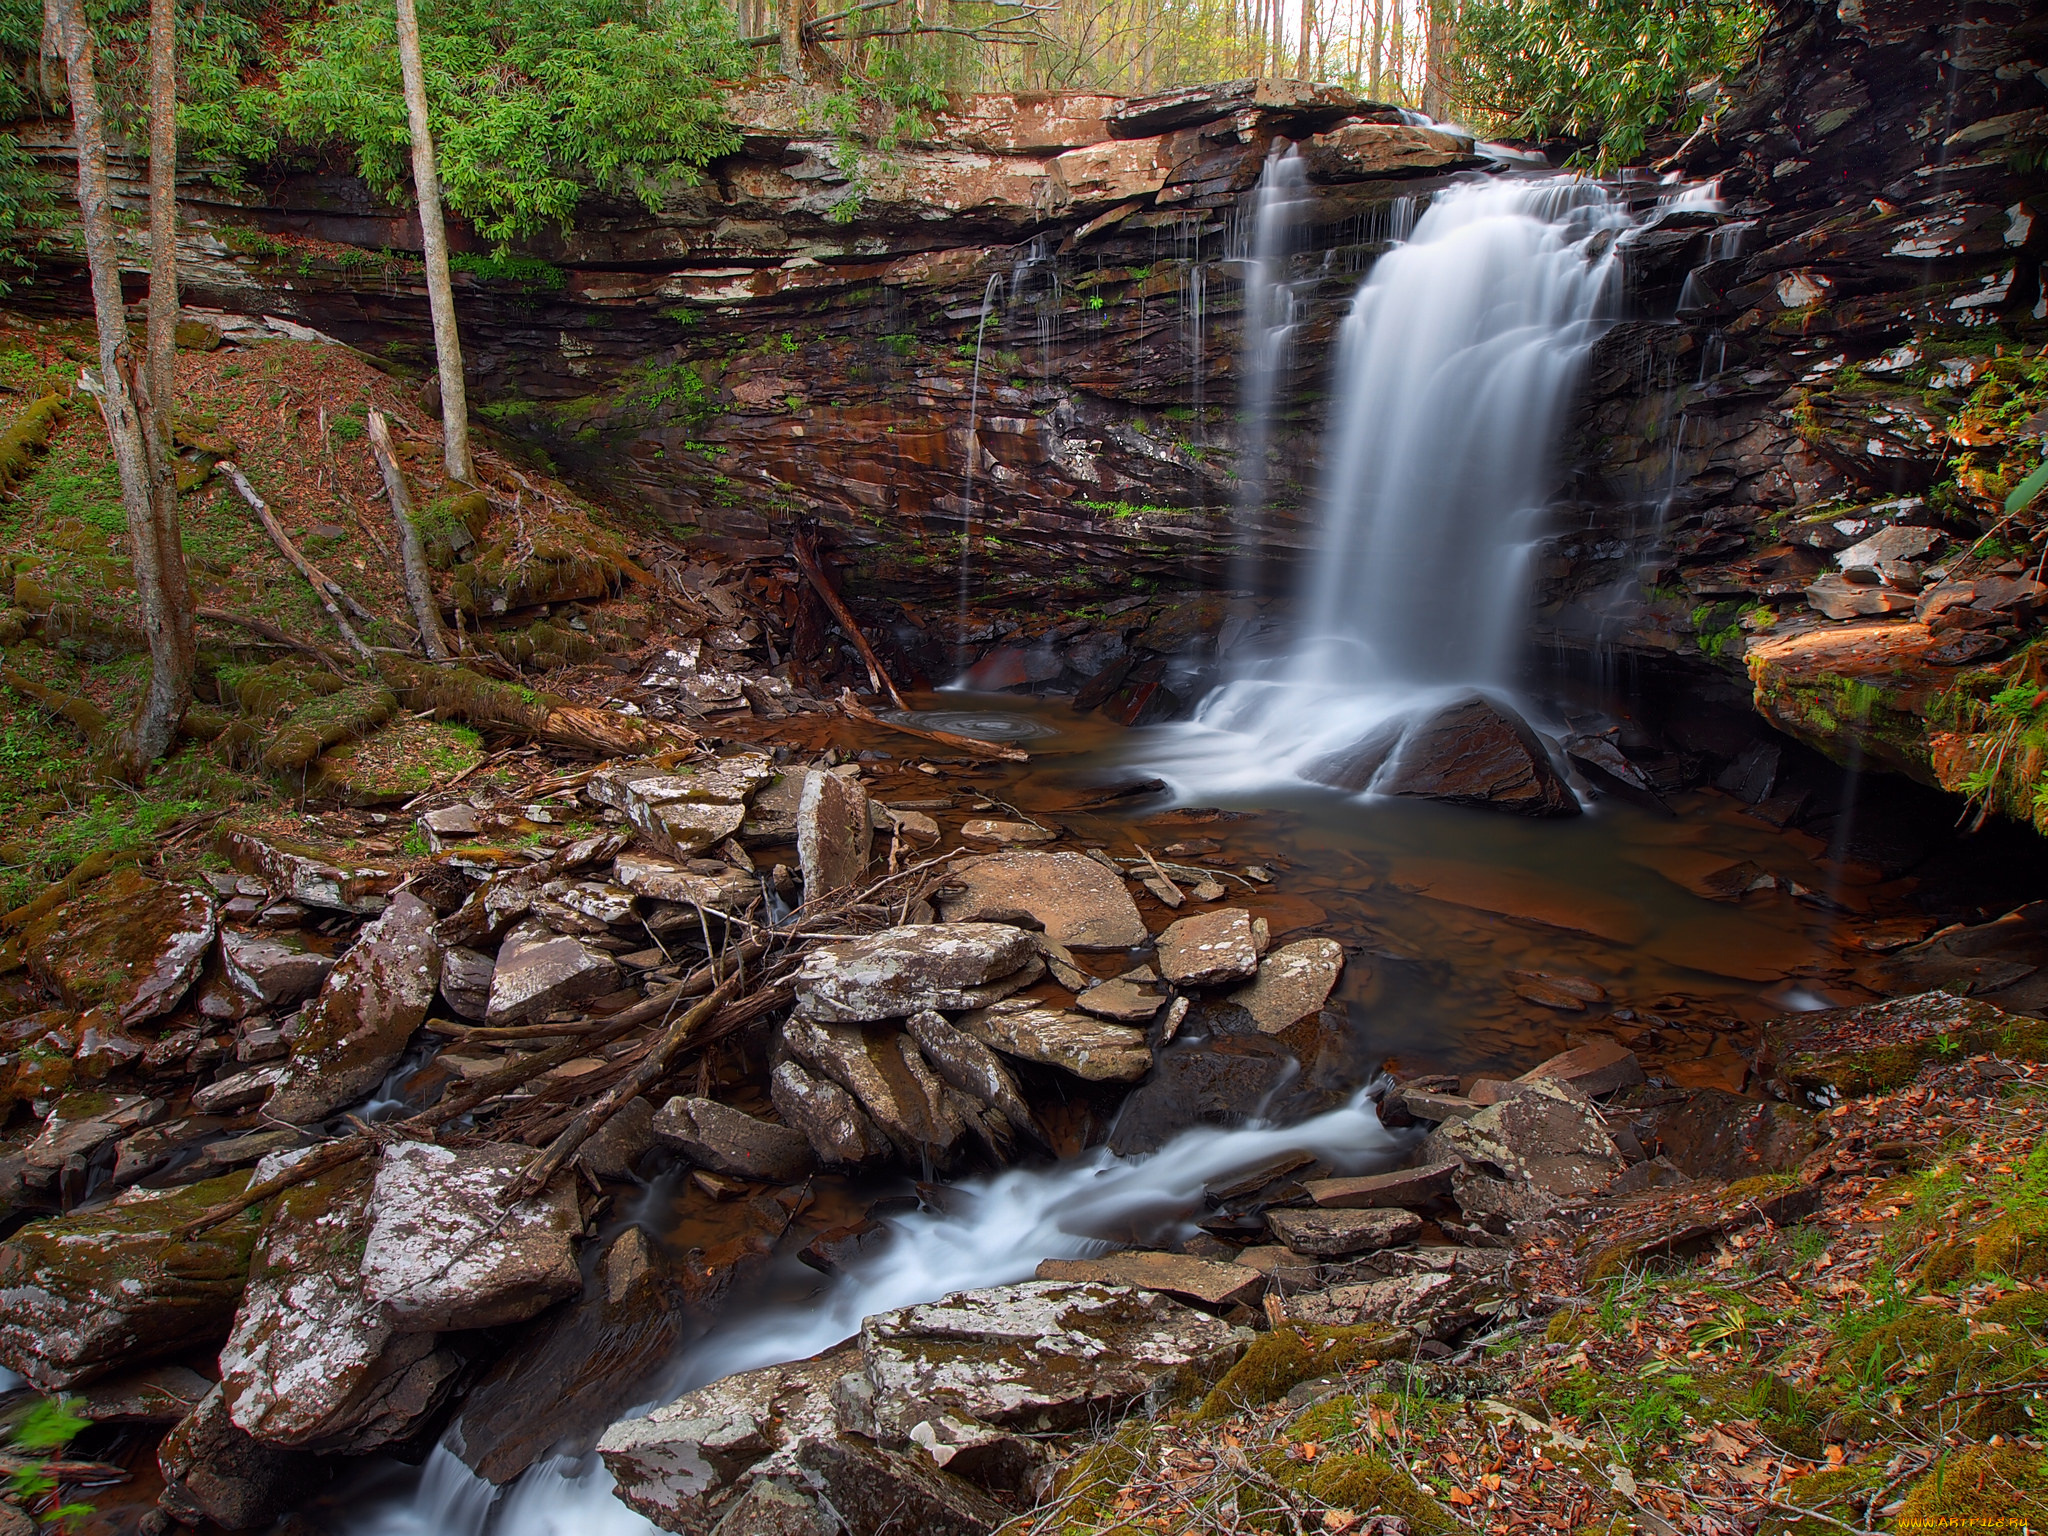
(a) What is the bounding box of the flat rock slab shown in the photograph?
[961,819,1054,845]
[614,852,756,911]
[588,754,773,813]
[484,922,621,1026]
[632,799,747,860]
[955,1005,1151,1082]
[937,851,1148,950]
[1225,938,1345,1032]
[23,865,216,1026]
[1305,1160,1460,1210]
[1036,1252,1265,1309]
[1753,990,2043,1106]
[1426,1077,1623,1201]
[1265,1207,1422,1256]
[1285,1270,1505,1340]
[1074,977,1165,1022]
[72,1364,212,1424]
[1156,908,1260,987]
[794,923,1038,1023]
[652,1095,816,1182]
[360,1142,582,1331]
[1518,1040,1643,1098]
[798,769,872,894]
[771,1060,892,1166]
[221,928,336,1010]
[264,891,443,1125]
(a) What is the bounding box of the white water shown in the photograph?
[1148,175,1636,799]
[1232,144,1313,526]
[349,1088,1409,1535]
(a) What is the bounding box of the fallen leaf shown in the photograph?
[1446,1488,1476,1507]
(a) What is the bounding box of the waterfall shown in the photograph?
[957,271,1005,677]
[343,1089,1408,1536]
[1232,144,1312,532]
[1150,175,1636,796]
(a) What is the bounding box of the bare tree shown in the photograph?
[144,0,175,436]
[45,0,194,777]
[393,0,474,484]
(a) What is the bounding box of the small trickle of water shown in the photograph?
[958,271,1005,676]
[1232,144,1312,539]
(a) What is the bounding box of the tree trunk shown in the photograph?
[1421,0,1453,119]
[365,409,453,661]
[392,0,474,485]
[145,0,176,435]
[779,0,806,80]
[47,0,192,777]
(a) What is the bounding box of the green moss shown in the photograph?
[1197,1326,1412,1421]
[1261,1447,1462,1532]
[1897,1444,2048,1528]
[261,683,398,772]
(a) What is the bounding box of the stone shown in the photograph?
[793,923,1039,1023]
[1805,573,1917,618]
[708,1480,834,1536]
[960,818,1054,845]
[438,945,495,1021]
[1074,977,1165,1021]
[157,1384,321,1531]
[903,1010,1037,1137]
[22,866,217,1026]
[1284,1270,1504,1341]
[531,878,638,934]
[263,891,444,1125]
[770,1060,892,1166]
[885,808,941,847]
[577,1095,657,1180]
[626,789,749,860]
[935,851,1149,950]
[1303,121,1482,180]
[782,1017,968,1160]
[24,1092,163,1170]
[0,1171,264,1388]
[1837,523,1940,571]
[419,804,479,839]
[1305,1160,1460,1209]
[1106,1035,1297,1155]
[1265,1207,1423,1256]
[652,1095,816,1181]
[954,1003,1151,1081]
[219,829,398,914]
[614,851,758,911]
[1376,697,1579,817]
[484,920,622,1026]
[218,1154,459,1452]
[193,1065,282,1116]
[1754,991,2040,1107]
[797,768,873,893]
[1517,1040,1644,1098]
[1224,938,1345,1032]
[1505,969,1606,1011]
[359,1141,583,1331]
[588,754,773,815]
[1389,1086,1481,1122]
[72,1363,212,1424]
[220,928,336,1011]
[1156,907,1260,987]
[1425,1078,1624,1204]
[1035,1252,1265,1308]
[1627,1088,1820,1180]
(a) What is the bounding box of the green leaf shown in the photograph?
[2005,456,2048,517]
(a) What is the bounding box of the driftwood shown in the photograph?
[216,462,376,662]
[365,409,454,661]
[838,689,1028,762]
[793,526,907,709]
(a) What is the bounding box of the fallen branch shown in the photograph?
[366,409,454,661]
[2,665,108,737]
[215,462,376,662]
[195,606,349,675]
[180,1135,373,1237]
[0,847,121,932]
[793,526,906,708]
[839,689,1027,762]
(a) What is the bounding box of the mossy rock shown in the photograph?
[1255,1446,1461,1533]
[0,392,66,494]
[1757,1464,1886,1535]
[451,506,645,616]
[260,683,399,772]
[1898,1444,2048,1528]
[1826,1292,2048,1436]
[1754,991,2048,1107]
[233,660,345,722]
[1197,1326,1413,1421]
[414,489,490,570]
[306,715,483,806]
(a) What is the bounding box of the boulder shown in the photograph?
[653,1096,816,1181]
[157,1385,322,1531]
[23,866,216,1026]
[614,852,758,912]
[1107,1035,1298,1155]
[1265,1207,1422,1256]
[707,1480,834,1536]
[935,851,1149,950]
[484,919,622,1026]
[1517,1040,1644,1098]
[1426,1078,1625,1209]
[1224,938,1345,1032]
[1303,121,1483,181]
[781,1017,968,1160]
[359,1141,583,1331]
[797,769,873,894]
[263,891,444,1125]
[1034,1252,1265,1309]
[953,1003,1151,1082]
[1156,907,1261,987]
[1376,697,1579,817]
[218,1153,459,1452]
[1626,1087,1821,1180]
[438,945,495,1021]
[1805,573,1917,619]
[218,828,398,914]
[793,924,1039,1023]
[531,878,638,934]
[904,1010,1037,1136]
[577,1095,658,1180]
[770,1060,892,1166]
[24,1092,164,1172]
[0,1172,264,1388]
[193,1065,282,1116]
[588,754,774,814]
[1285,1270,1505,1341]
[1305,1159,1460,1210]
[1753,991,2041,1106]
[219,928,336,1012]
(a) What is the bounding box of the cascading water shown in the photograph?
[957,271,1006,676]
[345,1090,1409,1536]
[1150,175,1637,797]
[1231,144,1312,530]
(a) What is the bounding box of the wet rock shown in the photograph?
[1303,121,1482,180]
[1377,697,1579,817]
[793,923,1039,1023]
[484,919,622,1026]
[614,852,758,912]
[1804,573,1917,618]
[193,1065,282,1116]
[1035,1252,1265,1308]
[220,928,336,1011]
[960,818,1054,846]
[954,1002,1151,1082]
[770,1060,892,1166]
[73,1363,212,1424]
[652,1095,816,1181]
[936,851,1149,950]
[782,1017,968,1160]
[1224,938,1344,1033]
[219,828,398,915]
[1073,976,1165,1022]
[25,1091,164,1171]
[0,1171,264,1388]
[578,1095,657,1180]
[1505,969,1606,1011]
[1107,1035,1297,1155]
[1265,1207,1422,1256]
[23,866,217,1026]
[360,1140,583,1330]
[884,808,941,847]
[263,891,444,1125]
[1156,907,1260,987]
[158,1384,322,1531]
[438,945,495,1021]
[1754,991,2040,1106]
[219,1153,459,1452]
[903,1010,1037,1138]
[1426,1077,1624,1205]
[1517,1040,1644,1099]
[1305,1159,1460,1209]
[1628,1087,1820,1180]
[797,768,873,894]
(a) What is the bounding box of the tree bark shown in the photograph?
[47,0,192,777]
[392,0,474,485]
[144,0,176,435]
[365,408,453,661]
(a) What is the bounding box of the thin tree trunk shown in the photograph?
[365,409,454,661]
[1297,0,1313,77]
[47,0,192,777]
[145,0,175,435]
[392,0,474,484]
[779,0,806,79]
[1367,0,1385,97]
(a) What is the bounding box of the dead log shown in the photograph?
[215,462,376,662]
[838,689,1027,762]
[196,606,349,676]
[792,526,907,708]
[377,656,694,756]
[365,409,455,660]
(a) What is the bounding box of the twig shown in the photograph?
[195,606,348,675]
[839,690,1028,761]
[215,462,376,662]
[792,525,905,708]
